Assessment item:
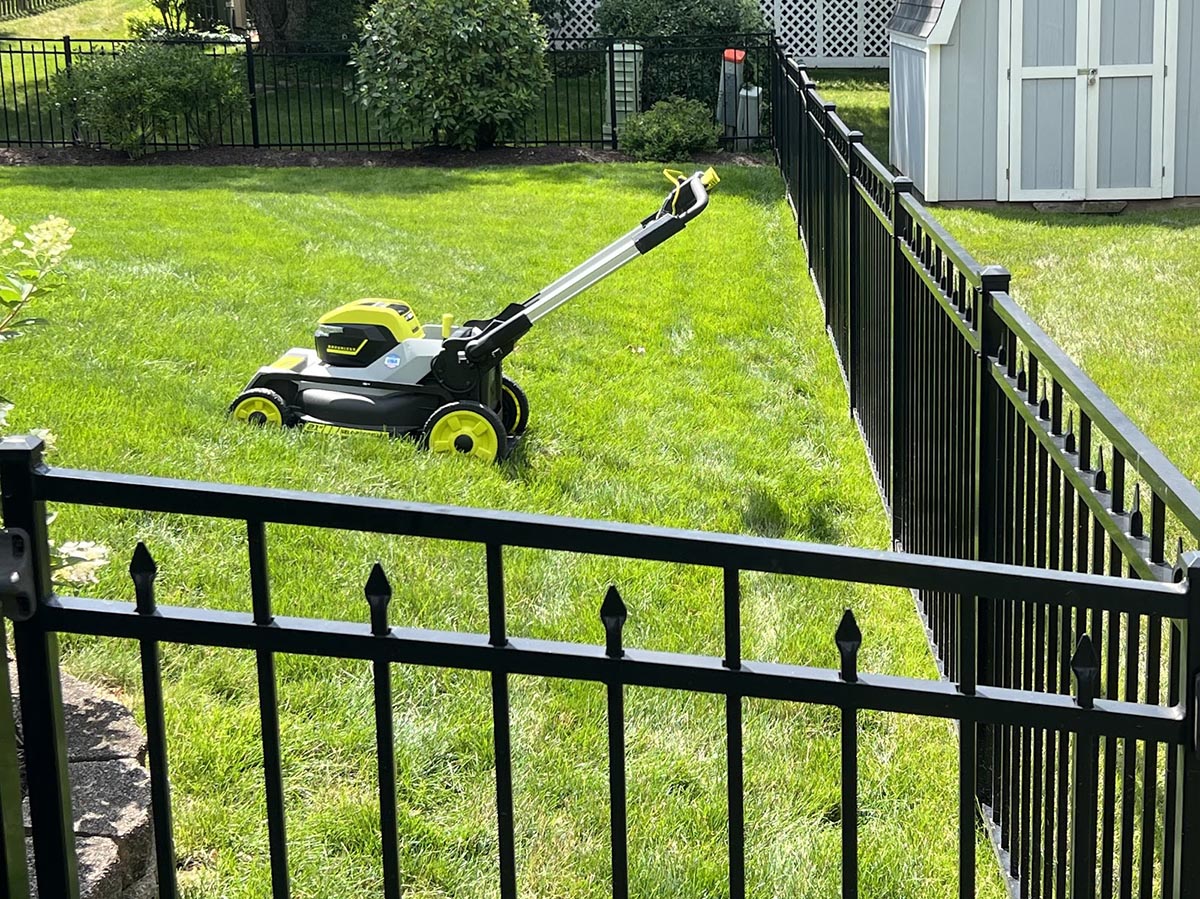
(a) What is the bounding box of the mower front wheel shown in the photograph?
[422,401,508,464]
[229,388,292,428]
[500,376,530,437]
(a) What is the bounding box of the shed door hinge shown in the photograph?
[1006,167,1010,181]
[1006,67,1011,81]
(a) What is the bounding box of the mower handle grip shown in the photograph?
[658,167,718,225]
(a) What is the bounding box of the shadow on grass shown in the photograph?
[0,155,789,206]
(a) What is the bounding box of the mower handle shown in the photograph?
[460,167,720,362]
[656,167,719,225]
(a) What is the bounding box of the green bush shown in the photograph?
[594,0,766,111]
[350,0,550,150]
[124,7,162,38]
[594,0,764,37]
[51,43,247,158]
[619,96,720,160]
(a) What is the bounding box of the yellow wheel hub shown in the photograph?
[233,396,283,427]
[502,384,523,432]
[428,409,500,462]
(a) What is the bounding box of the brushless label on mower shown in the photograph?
[307,423,388,439]
[384,354,401,369]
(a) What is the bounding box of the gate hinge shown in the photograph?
[1006,68,1011,81]
[1006,167,1010,181]
[0,528,35,622]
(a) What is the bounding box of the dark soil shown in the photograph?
[0,145,768,168]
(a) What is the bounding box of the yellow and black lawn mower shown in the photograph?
[229,168,719,463]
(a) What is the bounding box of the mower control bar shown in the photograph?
[519,167,717,325]
[462,168,717,364]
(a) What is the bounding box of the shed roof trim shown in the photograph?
[888,0,962,44]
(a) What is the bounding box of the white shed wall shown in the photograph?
[890,43,928,194]
[937,0,1000,200]
[1177,0,1200,195]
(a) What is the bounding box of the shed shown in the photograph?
[888,0,1200,202]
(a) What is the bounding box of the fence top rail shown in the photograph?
[827,110,855,142]
[991,291,1200,538]
[0,31,775,48]
[851,141,893,187]
[897,191,985,288]
[46,595,1187,742]
[22,457,1187,616]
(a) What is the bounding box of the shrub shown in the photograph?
[51,43,247,158]
[530,0,571,31]
[594,0,766,111]
[594,0,765,37]
[350,0,550,150]
[125,6,162,38]
[619,96,719,160]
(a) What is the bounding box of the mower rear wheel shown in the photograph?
[423,401,507,464]
[229,388,290,428]
[500,376,530,437]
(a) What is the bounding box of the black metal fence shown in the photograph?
[771,44,1200,899]
[0,34,771,152]
[0,0,79,21]
[2,434,1196,899]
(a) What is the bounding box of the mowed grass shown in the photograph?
[0,0,147,38]
[935,204,1200,490]
[809,68,890,162]
[2,163,1004,898]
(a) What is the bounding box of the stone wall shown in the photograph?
[9,655,156,898]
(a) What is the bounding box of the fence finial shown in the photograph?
[996,339,1007,367]
[1130,484,1144,538]
[130,541,157,615]
[365,562,392,636]
[1016,353,1027,392]
[835,609,862,683]
[1064,410,1076,454]
[1038,377,1050,420]
[1070,635,1099,709]
[600,584,627,659]
[1094,447,1108,493]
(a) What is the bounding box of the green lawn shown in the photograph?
[0,0,147,38]
[2,163,1003,898]
[935,204,1200,494]
[809,68,889,163]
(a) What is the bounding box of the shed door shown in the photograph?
[1006,0,1168,200]
[1085,0,1167,198]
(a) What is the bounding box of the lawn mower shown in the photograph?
[229,167,719,463]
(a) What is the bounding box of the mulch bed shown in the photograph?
[0,145,768,168]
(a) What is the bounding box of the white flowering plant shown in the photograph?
[0,213,74,416]
[0,215,103,585]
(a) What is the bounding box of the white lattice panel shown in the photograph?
[862,0,893,57]
[550,0,894,64]
[549,0,597,41]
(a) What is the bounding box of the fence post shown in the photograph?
[974,266,1009,810]
[607,40,618,151]
[846,131,863,411]
[0,435,78,899]
[889,176,914,547]
[63,35,79,145]
[1172,551,1200,897]
[245,39,260,149]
